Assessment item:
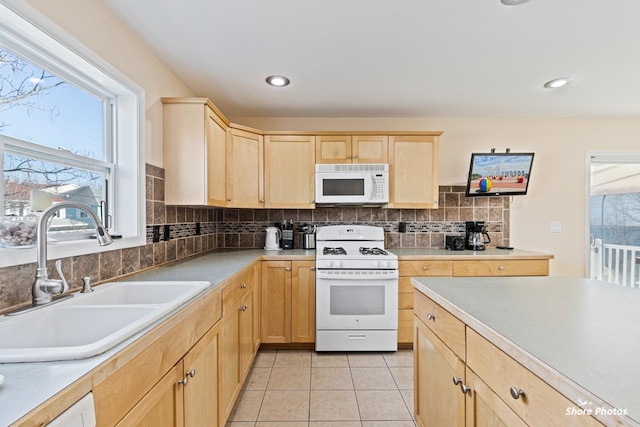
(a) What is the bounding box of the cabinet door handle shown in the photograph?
[240,283,246,289]
[422,266,428,271]
[426,313,436,321]
[259,199,264,203]
[310,267,315,270]
[347,154,352,159]
[352,155,358,159]
[186,369,196,378]
[460,383,472,395]
[452,376,462,386]
[510,387,525,399]
[285,267,291,271]
[241,304,248,311]
[179,377,189,386]
[226,199,231,202]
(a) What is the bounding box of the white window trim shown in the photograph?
[0,1,146,268]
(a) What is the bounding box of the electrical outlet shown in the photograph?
[550,221,562,233]
[152,225,160,242]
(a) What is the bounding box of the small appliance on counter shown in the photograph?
[279,219,295,249]
[445,235,465,251]
[301,223,316,249]
[465,221,491,251]
[264,226,282,250]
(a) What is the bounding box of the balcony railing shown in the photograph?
[590,239,640,288]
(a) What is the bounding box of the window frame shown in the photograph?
[0,1,146,268]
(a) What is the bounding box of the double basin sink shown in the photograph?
[0,281,210,363]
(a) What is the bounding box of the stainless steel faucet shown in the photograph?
[32,201,113,305]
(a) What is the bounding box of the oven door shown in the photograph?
[316,271,398,330]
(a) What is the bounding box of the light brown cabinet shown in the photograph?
[219,266,258,425]
[315,134,388,164]
[226,127,264,208]
[414,308,465,427]
[414,290,603,427]
[162,98,228,206]
[399,256,550,345]
[264,135,315,208]
[261,260,316,344]
[116,325,220,427]
[388,135,439,209]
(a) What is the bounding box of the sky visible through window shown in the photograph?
[0,46,104,158]
[1,45,106,218]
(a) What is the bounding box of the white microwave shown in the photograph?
[315,164,389,205]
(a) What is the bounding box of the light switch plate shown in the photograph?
[550,221,562,233]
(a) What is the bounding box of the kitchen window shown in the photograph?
[0,2,145,267]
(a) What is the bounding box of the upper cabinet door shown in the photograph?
[264,135,316,208]
[207,109,227,206]
[163,98,229,207]
[388,135,439,209]
[352,135,388,163]
[226,128,264,208]
[315,135,352,163]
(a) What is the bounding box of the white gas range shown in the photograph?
[315,225,399,352]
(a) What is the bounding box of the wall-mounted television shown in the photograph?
[464,152,535,197]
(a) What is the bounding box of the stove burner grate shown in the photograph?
[323,247,347,255]
[359,247,389,256]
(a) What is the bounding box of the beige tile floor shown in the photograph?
[226,349,416,427]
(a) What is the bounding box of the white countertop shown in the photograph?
[412,276,640,425]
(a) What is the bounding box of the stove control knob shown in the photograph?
[336,261,343,268]
[326,261,334,267]
[383,261,390,268]
[374,261,381,267]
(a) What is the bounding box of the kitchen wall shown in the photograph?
[16,0,640,279]
[216,187,509,250]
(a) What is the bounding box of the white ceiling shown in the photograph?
[100,0,640,118]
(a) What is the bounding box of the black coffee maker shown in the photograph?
[465,221,491,251]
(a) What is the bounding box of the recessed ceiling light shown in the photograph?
[501,0,531,5]
[266,75,290,87]
[543,77,574,89]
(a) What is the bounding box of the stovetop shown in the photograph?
[315,225,397,269]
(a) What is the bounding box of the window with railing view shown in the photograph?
[589,157,640,288]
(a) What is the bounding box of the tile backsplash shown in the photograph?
[0,165,509,312]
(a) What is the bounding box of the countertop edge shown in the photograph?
[412,280,638,427]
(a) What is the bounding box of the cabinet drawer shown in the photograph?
[413,290,465,359]
[399,260,452,277]
[222,267,254,312]
[467,328,602,427]
[453,260,548,277]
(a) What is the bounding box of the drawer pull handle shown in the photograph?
[499,266,505,271]
[186,369,196,378]
[453,376,462,386]
[426,313,436,321]
[510,387,525,399]
[423,266,428,270]
[240,283,246,289]
[241,304,248,311]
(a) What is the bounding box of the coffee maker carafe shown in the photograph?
[465,221,491,251]
[279,219,295,250]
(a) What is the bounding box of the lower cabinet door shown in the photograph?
[414,315,465,427]
[465,368,526,427]
[219,305,241,425]
[116,362,185,427]
[291,260,315,343]
[184,326,219,427]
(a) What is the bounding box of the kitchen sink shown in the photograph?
[64,281,210,306]
[0,281,210,363]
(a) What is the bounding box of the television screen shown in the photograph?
[464,152,535,197]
